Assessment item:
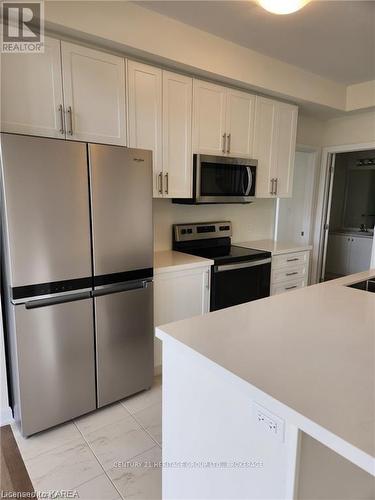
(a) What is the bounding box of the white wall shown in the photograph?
[153,198,276,251]
[323,110,375,147]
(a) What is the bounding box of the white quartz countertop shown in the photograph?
[236,239,312,255]
[157,269,375,474]
[154,250,214,274]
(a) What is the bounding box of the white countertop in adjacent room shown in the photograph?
[157,269,375,474]
[236,239,312,255]
[154,250,214,275]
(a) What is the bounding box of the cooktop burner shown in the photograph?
[172,222,271,265]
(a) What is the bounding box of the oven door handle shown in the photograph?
[244,166,253,196]
[215,258,271,272]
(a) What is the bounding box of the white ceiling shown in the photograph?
[137,0,375,85]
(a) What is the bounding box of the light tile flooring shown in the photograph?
[12,376,162,500]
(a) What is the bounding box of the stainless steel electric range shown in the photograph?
[173,221,271,311]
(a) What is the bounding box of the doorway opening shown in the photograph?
[320,149,375,281]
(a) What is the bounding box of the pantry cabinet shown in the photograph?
[61,42,126,145]
[1,36,64,138]
[127,61,193,198]
[253,97,298,198]
[193,80,255,157]
[1,38,126,145]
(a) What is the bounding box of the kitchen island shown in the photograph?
[156,270,375,500]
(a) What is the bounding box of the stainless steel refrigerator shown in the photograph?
[0,133,154,436]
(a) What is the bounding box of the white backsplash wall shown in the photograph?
[153,198,276,251]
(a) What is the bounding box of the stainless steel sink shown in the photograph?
[347,279,375,293]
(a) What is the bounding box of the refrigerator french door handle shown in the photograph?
[93,279,151,298]
[25,291,91,309]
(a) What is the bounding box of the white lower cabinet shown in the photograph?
[326,233,373,276]
[270,250,310,295]
[154,266,211,367]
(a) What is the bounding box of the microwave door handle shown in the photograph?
[244,167,252,196]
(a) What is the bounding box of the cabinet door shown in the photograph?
[154,267,210,328]
[225,89,255,157]
[127,61,162,197]
[154,266,210,369]
[61,42,126,145]
[348,236,373,274]
[163,71,193,198]
[274,102,298,198]
[253,97,278,198]
[1,36,64,138]
[193,80,227,155]
[325,234,351,276]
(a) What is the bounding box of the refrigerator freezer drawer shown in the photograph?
[14,297,96,436]
[95,281,154,407]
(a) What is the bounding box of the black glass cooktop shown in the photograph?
[180,244,271,265]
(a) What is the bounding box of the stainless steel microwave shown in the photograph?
[173,154,257,204]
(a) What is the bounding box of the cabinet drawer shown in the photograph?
[272,251,309,270]
[271,278,306,296]
[272,264,307,285]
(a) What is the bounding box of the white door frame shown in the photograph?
[312,141,375,284]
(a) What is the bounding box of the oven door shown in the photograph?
[211,258,271,311]
[195,155,257,203]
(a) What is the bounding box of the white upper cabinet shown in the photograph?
[127,61,162,197]
[127,62,193,199]
[193,80,227,155]
[274,102,298,198]
[225,89,255,157]
[193,80,255,158]
[253,97,278,198]
[1,36,64,138]
[254,96,298,198]
[162,71,193,199]
[61,42,126,145]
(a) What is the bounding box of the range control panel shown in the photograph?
[173,221,232,242]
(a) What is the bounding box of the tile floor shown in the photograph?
[12,376,162,500]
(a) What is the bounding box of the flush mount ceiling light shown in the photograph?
[258,0,311,15]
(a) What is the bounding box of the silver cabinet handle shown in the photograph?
[285,285,297,291]
[222,133,226,153]
[164,172,169,195]
[270,178,275,195]
[66,106,73,135]
[275,178,278,195]
[58,104,65,134]
[287,258,299,262]
[227,133,231,154]
[158,172,163,195]
[286,271,298,276]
